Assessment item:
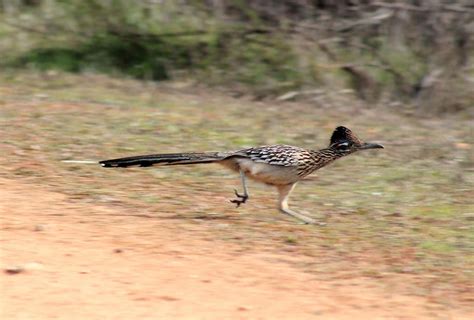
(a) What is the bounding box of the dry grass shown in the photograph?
[1,71,472,308]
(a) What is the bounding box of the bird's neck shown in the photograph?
[310,148,344,169]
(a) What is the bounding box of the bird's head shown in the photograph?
[329,126,384,155]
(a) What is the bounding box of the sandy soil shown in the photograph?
[0,177,470,320]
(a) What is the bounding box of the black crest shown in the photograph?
[330,126,362,146]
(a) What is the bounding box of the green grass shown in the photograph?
[0,71,472,305]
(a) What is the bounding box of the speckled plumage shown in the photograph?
[100,126,384,224]
[229,145,343,180]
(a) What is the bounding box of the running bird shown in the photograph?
[100,126,384,224]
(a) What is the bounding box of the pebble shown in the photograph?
[462,213,474,221]
[4,262,44,275]
[237,306,250,311]
[34,224,45,232]
[385,212,403,217]
[23,262,44,271]
[4,266,24,275]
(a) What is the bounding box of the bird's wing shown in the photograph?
[229,145,307,167]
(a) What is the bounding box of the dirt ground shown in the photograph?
[0,73,472,319]
[0,177,470,320]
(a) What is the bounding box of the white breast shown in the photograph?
[234,158,299,185]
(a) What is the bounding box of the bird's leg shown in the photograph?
[277,184,322,225]
[230,170,249,207]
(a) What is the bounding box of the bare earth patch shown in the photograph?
[0,73,472,319]
[0,178,470,320]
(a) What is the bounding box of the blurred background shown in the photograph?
[1,0,473,112]
[0,1,473,319]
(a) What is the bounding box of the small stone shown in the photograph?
[35,93,49,99]
[159,296,179,301]
[30,145,42,151]
[23,262,44,271]
[34,224,45,232]
[385,212,403,217]
[462,213,474,221]
[5,266,24,275]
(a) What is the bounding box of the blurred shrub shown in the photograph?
[0,0,473,112]
[14,35,195,80]
[0,0,304,91]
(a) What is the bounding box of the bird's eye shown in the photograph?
[336,142,351,151]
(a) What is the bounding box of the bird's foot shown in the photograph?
[230,189,249,208]
[280,208,325,225]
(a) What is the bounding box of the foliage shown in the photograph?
[0,0,473,111]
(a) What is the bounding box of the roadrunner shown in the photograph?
[100,126,383,224]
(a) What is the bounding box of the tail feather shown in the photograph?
[99,152,224,168]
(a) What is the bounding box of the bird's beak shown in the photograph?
[359,142,384,150]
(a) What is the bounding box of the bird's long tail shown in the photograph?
[99,152,225,168]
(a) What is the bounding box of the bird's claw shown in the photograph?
[230,189,248,208]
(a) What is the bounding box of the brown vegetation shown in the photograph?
[1,0,473,112]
